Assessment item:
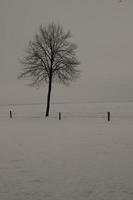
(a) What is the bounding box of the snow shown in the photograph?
[0,102,133,200]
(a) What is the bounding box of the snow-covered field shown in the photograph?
[0,102,133,200]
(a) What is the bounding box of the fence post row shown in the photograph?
[7,110,111,121]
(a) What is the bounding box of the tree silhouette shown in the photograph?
[18,23,80,117]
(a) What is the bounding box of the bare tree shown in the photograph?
[18,23,80,117]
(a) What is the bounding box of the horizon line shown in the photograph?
[1,100,133,106]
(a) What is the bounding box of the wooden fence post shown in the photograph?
[10,110,12,119]
[107,112,110,122]
[59,112,61,120]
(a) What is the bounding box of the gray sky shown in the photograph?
[0,0,133,104]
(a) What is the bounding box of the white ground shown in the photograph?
[0,102,133,200]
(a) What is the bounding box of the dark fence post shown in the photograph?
[107,112,110,122]
[10,110,12,119]
[59,112,61,120]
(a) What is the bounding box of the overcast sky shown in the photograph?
[0,0,133,104]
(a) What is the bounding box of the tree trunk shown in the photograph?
[45,76,52,117]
